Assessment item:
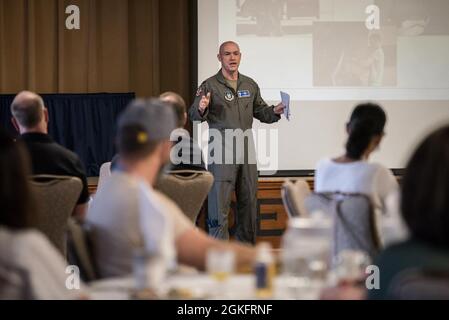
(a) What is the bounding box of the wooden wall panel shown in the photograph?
[0,0,191,99]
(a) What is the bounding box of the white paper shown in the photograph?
[280,91,291,120]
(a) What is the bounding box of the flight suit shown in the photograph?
[189,70,280,244]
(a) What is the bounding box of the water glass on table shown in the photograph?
[206,248,236,298]
[334,250,371,285]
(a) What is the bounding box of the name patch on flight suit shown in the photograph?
[237,90,251,98]
[224,91,235,101]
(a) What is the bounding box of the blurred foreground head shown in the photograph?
[116,98,177,167]
[0,129,34,229]
[401,125,449,248]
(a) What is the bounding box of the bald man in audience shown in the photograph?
[10,91,90,221]
[87,99,255,278]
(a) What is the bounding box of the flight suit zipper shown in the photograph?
[224,81,242,127]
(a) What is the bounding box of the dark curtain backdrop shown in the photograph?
[0,0,193,100]
[0,93,134,176]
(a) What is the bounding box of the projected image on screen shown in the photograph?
[215,0,449,100]
[236,0,319,37]
[376,0,449,36]
[313,22,397,87]
[200,0,449,170]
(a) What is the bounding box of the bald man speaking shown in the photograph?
[189,41,285,244]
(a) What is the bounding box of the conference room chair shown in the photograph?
[281,179,311,217]
[66,218,98,282]
[304,192,381,264]
[155,170,214,224]
[30,175,83,257]
[97,161,112,190]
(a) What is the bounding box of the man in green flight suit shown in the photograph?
[189,41,285,244]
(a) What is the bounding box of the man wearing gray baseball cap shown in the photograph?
[88,99,255,280]
[114,98,176,177]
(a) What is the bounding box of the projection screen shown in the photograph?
[196,0,449,174]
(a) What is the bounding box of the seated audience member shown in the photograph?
[10,91,89,221]
[314,102,401,244]
[111,92,206,172]
[369,125,449,299]
[87,99,255,279]
[159,91,206,171]
[0,129,84,299]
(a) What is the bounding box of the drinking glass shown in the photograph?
[334,250,371,285]
[206,248,235,298]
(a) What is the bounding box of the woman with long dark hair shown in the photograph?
[314,103,400,244]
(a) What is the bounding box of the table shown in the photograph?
[87,273,324,300]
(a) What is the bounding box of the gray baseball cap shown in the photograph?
[117,98,177,144]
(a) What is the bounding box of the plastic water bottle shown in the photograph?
[133,248,149,291]
[254,242,275,298]
[282,217,331,278]
[132,248,165,299]
[280,217,332,298]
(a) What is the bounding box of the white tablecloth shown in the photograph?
[87,273,324,300]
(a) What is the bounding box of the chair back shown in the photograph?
[98,162,112,190]
[155,170,214,224]
[30,175,83,256]
[66,218,98,282]
[304,192,381,263]
[388,269,449,300]
[281,179,311,217]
